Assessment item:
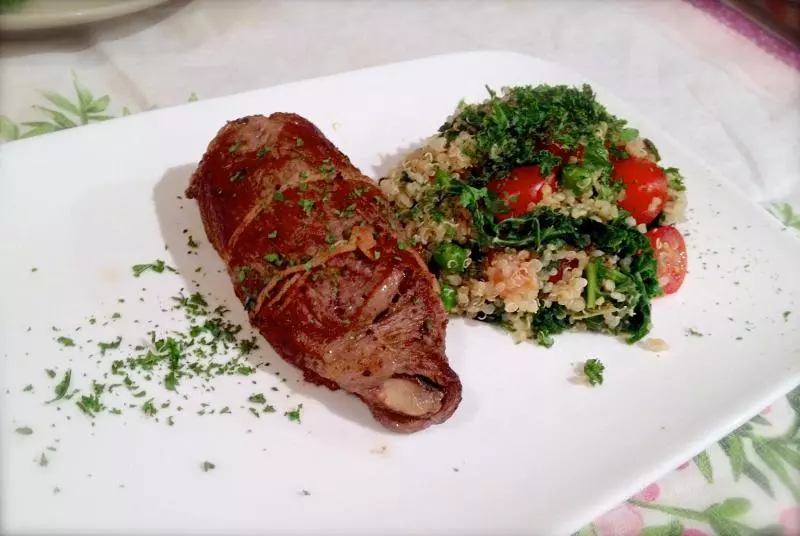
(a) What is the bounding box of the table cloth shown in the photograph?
[1,1,798,534]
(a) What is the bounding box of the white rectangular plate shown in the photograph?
[2,51,799,536]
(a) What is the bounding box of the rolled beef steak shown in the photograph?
[186,113,462,432]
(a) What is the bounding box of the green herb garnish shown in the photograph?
[132,259,174,277]
[56,336,75,347]
[97,336,122,356]
[298,198,314,214]
[284,404,303,423]
[76,394,105,417]
[583,359,605,386]
[248,393,266,404]
[47,369,72,404]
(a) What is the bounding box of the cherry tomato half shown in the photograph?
[488,165,556,221]
[646,226,688,295]
[612,157,668,225]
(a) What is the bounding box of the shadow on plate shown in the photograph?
[368,137,428,180]
[152,163,391,435]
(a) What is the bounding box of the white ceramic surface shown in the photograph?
[0,0,168,31]
[1,52,798,535]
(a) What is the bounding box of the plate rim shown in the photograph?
[0,0,169,32]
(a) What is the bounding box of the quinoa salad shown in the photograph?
[379,84,688,346]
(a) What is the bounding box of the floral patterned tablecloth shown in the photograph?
[1,1,798,534]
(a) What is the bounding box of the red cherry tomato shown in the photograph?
[548,258,579,284]
[543,142,584,167]
[612,157,668,225]
[646,226,688,295]
[488,165,556,221]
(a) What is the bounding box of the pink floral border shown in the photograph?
[685,0,800,70]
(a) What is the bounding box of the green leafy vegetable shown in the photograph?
[15,426,33,435]
[529,305,570,348]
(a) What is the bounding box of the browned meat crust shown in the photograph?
[186,113,462,432]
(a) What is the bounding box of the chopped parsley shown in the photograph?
[264,252,283,265]
[141,398,158,417]
[56,336,75,347]
[349,187,369,199]
[187,235,199,248]
[295,137,304,147]
[76,394,105,417]
[15,426,33,435]
[228,142,240,153]
[686,328,703,337]
[45,369,56,379]
[22,384,33,392]
[132,259,174,277]
[273,190,285,202]
[257,145,271,159]
[238,338,258,355]
[229,170,246,182]
[201,461,216,472]
[248,407,260,418]
[783,311,791,322]
[298,198,315,214]
[248,393,266,404]
[284,404,303,423]
[47,369,72,404]
[39,453,49,467]
[97,336,123,356]
[237,266,251,283]
[583,359,605,386]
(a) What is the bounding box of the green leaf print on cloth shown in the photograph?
[0,75,200,143]
[577,386,800,536]
[769,203,800,232]
[0,73,123,141]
